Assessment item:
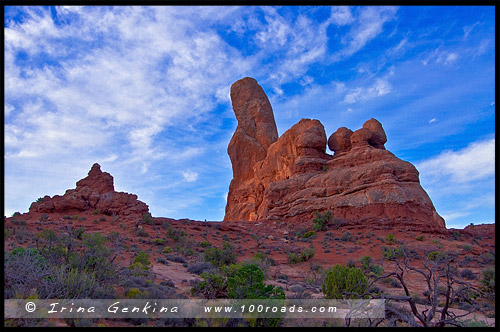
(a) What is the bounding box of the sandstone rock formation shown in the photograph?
[29,163,149,217]
[224,77,445,231]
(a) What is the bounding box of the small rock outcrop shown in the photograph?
[29,163,149,217]
[224,77,445,231]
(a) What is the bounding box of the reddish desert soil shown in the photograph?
[4,211,495,327]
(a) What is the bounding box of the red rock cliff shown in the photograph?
[224,77,445,231]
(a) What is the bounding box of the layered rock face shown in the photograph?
[224,77,445,230]
[29,163,149,217]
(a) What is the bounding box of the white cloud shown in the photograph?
[5,104,14,117]
[429,118,437,123]
[441,211,470,221]
[328,6,354,25]
[463,21,480,38]
[444,53,458,65]
[343,78,392,104]
[416,138,495,183]
[182,170,199,183]
[338,6,398,58]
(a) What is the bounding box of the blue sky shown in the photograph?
[4,6,495,229]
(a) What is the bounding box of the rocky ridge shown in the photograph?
[224,77,445,231]
[29,163,149,217]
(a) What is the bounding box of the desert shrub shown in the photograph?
[226,263,285,300]
[191,272,227,299]
[188,262,215,275]
[14,226,30,243]
[415,235,425,241]
[301,230,316,239]
[287,247,315,264]
[246,251,275,277]
[4,248,49,298]
[481,266,495,294]
[12,211,21,217]
[359,256,383,276]
[142,212,155,225]
[382,246,405,260]
[152,238,166,245]
[199,241,211,248]
[312,211,333,231]
[165,254,186,264]
[204,242,237,268]
[462,244,473,252]
[77,232,117,284]
[386,233,395,245]
[347,259,356,268]
[340,231,352,242]
[155,257,169,265]
[460,269,477,280]
[322,264,368,299]
[163,246,173,253]
[136,228,149,237]
[427,250,448,262]
[42,266,101,299]
[127,288,142,298]
[389,278,402,288]
[300,247,315,261]
[480,252,495,265]
[92,209,101,215]
[287,253,301,264]
[166,226,187,242]
[132,251,151,270]
[178,247,194,256]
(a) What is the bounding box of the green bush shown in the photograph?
[287,247,315,264]
[415,235,425,241]
[322,264,368,299]
[427,250,448,261]
[463,244,473,252]
[163,246,173,253]
[199,241,211,248]
[132,251,151,270]
[301,230,316,239]
[386,233,395,245]
[204,242,237,268]
[142,213,155,225]
[481,266,495,294]
[191,272,227,299]
[312,211,333,231]
[166,226,187,242]
[127,288,142,298]
[359,256,383,276]
[152,238,166,245]
[227,263,285,300]
[300,247,316,261]
[381,246,405,260]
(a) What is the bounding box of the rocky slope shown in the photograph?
[224,77,445,231]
